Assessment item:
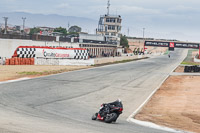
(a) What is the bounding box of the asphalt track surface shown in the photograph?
[0,49,186,133]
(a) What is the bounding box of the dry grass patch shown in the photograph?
[0,65,91,81]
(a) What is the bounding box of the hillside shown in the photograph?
[0,12,97,33]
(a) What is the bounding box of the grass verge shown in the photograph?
[181,61,200,66]
[17,68,85,76]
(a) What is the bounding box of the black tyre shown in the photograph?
[92,113,98,120]
[184,66,188,72]
[188,66,192,72]
[113,114,119,122]
[104,113,118,123]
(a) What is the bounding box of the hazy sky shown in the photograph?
[0,0,200,42]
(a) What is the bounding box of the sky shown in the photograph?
[0,0,200,42]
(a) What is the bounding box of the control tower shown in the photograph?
[96,0,122,45]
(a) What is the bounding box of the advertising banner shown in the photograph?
[36,48,76,58]
[13,46,89,60]
[169,42,175,51]
[175,43,199,49]
[145,41,169,47]
[145,41,200,50]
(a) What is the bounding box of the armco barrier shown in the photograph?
[5,54,147,66]
[184,65,200,73]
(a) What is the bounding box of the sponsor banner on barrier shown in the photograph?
[13,46,89,60]
[36,48,76,59]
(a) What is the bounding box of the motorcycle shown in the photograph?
[91,99,123,123]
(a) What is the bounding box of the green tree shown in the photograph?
[67,32,79,36]
[120,35,129,48]
[54,27,67,35]
[29,27,41,35]
[68,25,81,33]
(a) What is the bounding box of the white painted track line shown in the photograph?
[0,77,31,85]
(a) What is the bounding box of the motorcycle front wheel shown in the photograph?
[104,113,118,123]
[92,113,98,120]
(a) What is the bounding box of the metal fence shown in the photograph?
[82,39,117,45]
[31,34,56,42]
[0,34,31,40]
[0,34,117,44]
[0,34,57,42]
[59,37,71,42]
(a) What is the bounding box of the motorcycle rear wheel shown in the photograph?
[104,113,118,123]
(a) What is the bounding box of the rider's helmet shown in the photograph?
[117,99,121,102]
[116,99,123,107]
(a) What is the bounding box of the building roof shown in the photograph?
[101,14,121,18]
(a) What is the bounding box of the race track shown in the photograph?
[0,49,186,133]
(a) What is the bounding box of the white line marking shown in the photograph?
[129,119,189,133]
[0,77,31,85]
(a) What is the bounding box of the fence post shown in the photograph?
[199,44,200,59]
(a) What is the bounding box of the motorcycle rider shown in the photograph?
[99,99,122,117]
[92,99,123,122]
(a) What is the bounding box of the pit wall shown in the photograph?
[3,51,157,66]
[0,39,79,58]
[33,55,147,66]
[35,58,94,66]
[94,55,145,65]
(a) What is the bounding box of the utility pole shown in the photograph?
[3,17,8,34]
[107,0,110,15]
[127,28,129,36]
[143,28,145,39]
[68,22,70,30]
[143,28,146,54]
[22,17,26,35]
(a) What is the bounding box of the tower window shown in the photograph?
[108,25,115,30]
